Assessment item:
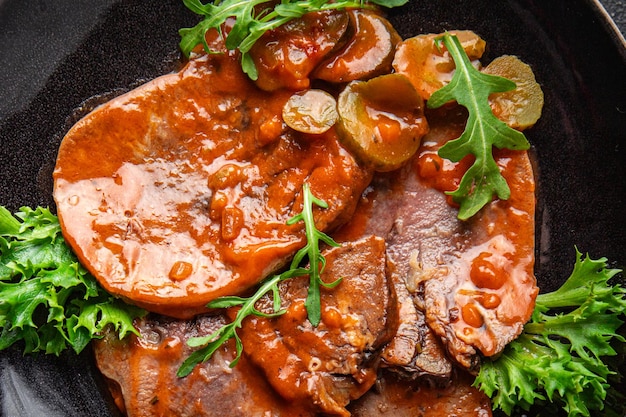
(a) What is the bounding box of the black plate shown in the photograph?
[1,0,625,416]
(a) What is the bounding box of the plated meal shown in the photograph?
[1,1,625,416]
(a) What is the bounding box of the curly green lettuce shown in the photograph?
[474,249,626,416]
[0,206,146,355]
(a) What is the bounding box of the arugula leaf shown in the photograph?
[177,183,339,377]
[286,183,341,326]
[428,33,530,220]
[179,0,408,79]
[474,249,626,416]
[176,273,286,377]
[0,206,146,355]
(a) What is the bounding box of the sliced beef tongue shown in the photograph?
[94,314,315,417]
[94,235,395,417]
[347,369,493,416]
[335,107,538,372]
[53,32,372,319]
[382,165,483,370]
[378,263,453,380]
[335,173,455,380]
[412,111,538,369]
[239,235,396,417]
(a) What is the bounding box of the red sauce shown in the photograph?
[68,9,540,415]
[451,165,534,354]
[53,44,371,318]
[333,106,537,366]
[411,107,538,360]
[94,316,315,416]
[348,370,492,416]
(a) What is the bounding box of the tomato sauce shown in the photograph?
[64,7,542,415]
[54,45,371,318]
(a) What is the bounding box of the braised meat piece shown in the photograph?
[413,109,537,368]
[239,235,396,416]
[94,236,396,417]
[58,8,540,415]
[348,370,492,416]
[94,314,314,417]
[335,107,537,371]
[53,29,372,319]
[334,174,455,380]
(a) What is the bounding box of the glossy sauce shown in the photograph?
[349,370,492,416]
[94,315,315,417]
[335,106,537,369]
[76,9,542,416]
[416,109,537,364]
[239,236,394,416]
[54,41,371,318]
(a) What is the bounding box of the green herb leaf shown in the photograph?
[177,183,339,377]
[428,33,530,220]
[179,0,408,79]
[474,249,626,416]
[286,183,341,326]
[0,206,146,355]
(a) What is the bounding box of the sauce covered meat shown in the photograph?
[240,236,394,416]
[53,31,372,318]
[65,6,542,417]
[95,236,395,416]
[336,107,537,370]
[94,314,315,417]
[348,370,492,416]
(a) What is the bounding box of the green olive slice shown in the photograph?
[282,89,339,134]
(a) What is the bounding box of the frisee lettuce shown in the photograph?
[0,206,146,355]
[474,249,626,416]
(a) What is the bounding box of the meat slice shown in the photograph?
[95,236,395,417]
[93,314,314,417]
[335,107,537,371]
[348,370,492,416]
[380,239,453,380]
[53,36,371,318]
[239,236,396,416]
[334,175,454,380]
[412,109,537,368]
